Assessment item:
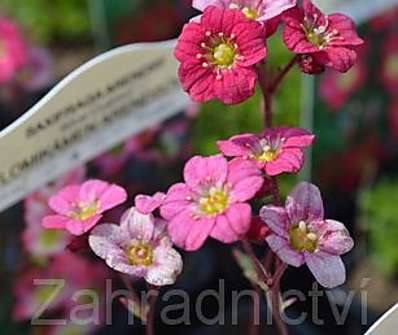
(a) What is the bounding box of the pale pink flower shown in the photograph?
[260,182,354,288]
[23,167,85,257]
[42,180,127,236]
[0,16,27,83]
[174,6,267,104]
[282,0,363,73]
[217,127,315,176]
[192,0,296,24]
[160,155,264,250]
[89,207,183,286]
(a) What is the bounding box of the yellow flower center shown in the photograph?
[253,139,279,162]
[242,7,258,20]
[289,221,318,253]
[71,202,98,220]
[127,241,154,266]
[199,187,229,216]
[256,148,278,162]
[302,15,341,49]
[212,42,236,68]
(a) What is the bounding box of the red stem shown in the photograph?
[267,56,298,94]
[255,57,298,335]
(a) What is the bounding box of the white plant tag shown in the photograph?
[0,39,189,212]
[365,304,398,335]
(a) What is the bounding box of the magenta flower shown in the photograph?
[42,180,127,236]
[282,0,363,73]
[160,155,263,250]
[89,207,183,286]
[260,182,354,288]
[217,127,315,176]
[192,0,296,22]
[174,6,266,104]
[0,16,27,83]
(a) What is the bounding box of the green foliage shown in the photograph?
[1,0,91,43]
[360,180,398,276]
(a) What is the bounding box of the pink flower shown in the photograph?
[192,0,296,23]
[380,34,398,95]
[260,182,354,288]
[217,127,315,176]
[89,207,183,286]
[42,180,127,236]
[160,155,264,250]
[174,6,267,104]
[23,167,85,258]
[0,16,27,83]
[282,0,363,73]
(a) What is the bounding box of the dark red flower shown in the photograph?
[174,6,267,104]
[282,0,363,73]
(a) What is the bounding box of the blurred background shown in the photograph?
[1,0,398,334]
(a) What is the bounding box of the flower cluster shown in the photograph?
[38,2,362,328]
[175,0,363,104]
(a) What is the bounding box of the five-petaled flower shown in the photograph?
[260,182,354,288]
[282,0,363,73]
[89,207,183,286]
[174,6,267,104]
[160,155,263,250]
[42,180,127,236]
[217,127,315,176]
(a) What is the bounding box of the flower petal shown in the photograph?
[210,214,240,243]
[183,155,228,192]
[227,158,263,202]
[266,234,304,267]
[259,205,289,238]
[120,207,155,242]
[286,182,324,223]
[42,215,70,229]
[317,220,354,255]
[48,186,79,215]
[225,203,252,236]
[65,215,102,236]
[135,192,166,215]
[161,183,194,220]
[213,66,257,104]
[88,223,125,260]
[98,184,127,212]
[305,252,346,288]
[145,246,183,286]
[79,180,109,203]
[168,209,214,251]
